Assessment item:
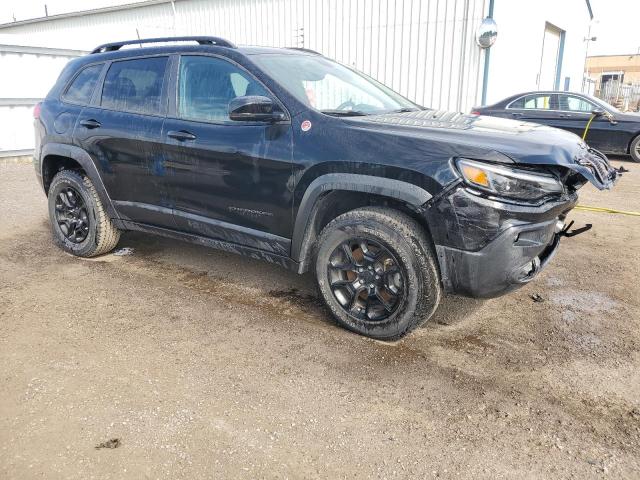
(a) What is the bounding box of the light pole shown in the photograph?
[583,23,597,93]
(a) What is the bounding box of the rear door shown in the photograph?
[505,93,563,125]
[161,54,294,255]
[74,55,174,228]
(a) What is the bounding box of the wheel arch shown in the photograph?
[40,143,120,222]
[291,174,434,273]
[626,131,640,155]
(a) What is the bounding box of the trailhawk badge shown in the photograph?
[301,120,312,132]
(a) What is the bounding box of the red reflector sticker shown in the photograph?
[301,120,312,132]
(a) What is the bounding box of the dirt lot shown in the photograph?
[1,160,639,479]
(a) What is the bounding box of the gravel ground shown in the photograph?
[0,160,639,479]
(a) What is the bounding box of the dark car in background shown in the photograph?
[474,91,640,162]
[34,37,619,340]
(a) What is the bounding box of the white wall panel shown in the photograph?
[0,50,80,98]
[0,105,37,152]
[0,46,84,153]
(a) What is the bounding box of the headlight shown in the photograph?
[455,158,563,201]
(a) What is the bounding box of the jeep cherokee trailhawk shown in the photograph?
[34,36,619,339]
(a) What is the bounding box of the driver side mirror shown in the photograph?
[591,108,616,124]
[229,96,285,123]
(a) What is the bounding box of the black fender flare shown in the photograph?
[290,173,432,269]
[40,143,121,222]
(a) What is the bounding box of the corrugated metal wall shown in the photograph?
[0,46,84,154]
[0,0,487,113]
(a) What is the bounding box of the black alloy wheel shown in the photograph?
[314,207,442,340]
[54,186,90,243]
[327,238,406,322]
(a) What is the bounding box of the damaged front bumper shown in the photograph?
[435,216,565,298]
[425,187,578,298]
[424,146,620,298]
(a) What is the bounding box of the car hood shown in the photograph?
[347,109,619,190]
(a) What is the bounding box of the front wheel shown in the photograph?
[630,135,640,162]
[314,207,441,340]
[48,169,121,257]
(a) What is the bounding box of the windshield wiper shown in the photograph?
[320,109,370,117]
[389,107,421,113]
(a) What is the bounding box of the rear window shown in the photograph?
[62,64,104,105]
[101,57,168,115]
[509,94,554,110]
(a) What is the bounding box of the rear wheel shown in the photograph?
[314,207,441,340]
[630,135,640,162]
[48,169,120,257]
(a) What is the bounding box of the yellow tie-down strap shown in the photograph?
[575,205,640,217]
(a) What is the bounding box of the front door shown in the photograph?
[555,94,629,153]
[161,54,294,255]
[74,55,174,228]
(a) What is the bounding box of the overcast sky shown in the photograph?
[1,0,639,56]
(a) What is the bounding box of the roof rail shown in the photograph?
[90,36,236,54]
[286,47,322,55]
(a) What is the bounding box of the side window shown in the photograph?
[509,97,525,109]
[561,95,596,112]
[62,64,104,105]
[522,95,553,110]
[178,55,270,123]
[101,57,168,115]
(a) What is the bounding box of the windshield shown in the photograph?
[251,53,419,116]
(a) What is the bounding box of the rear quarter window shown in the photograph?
[101,57,168,115]
[508,97,525,109]
[62,63,104,105]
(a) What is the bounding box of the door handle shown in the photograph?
[80,119,101,129]
[511,112,523,117]
[167,130,197,141]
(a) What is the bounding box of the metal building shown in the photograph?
[0,44,85,158]
[0,0,487,112]
[0,0,594,157]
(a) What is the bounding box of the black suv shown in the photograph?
[34,36,619,339]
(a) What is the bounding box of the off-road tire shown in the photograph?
[629,135,640,162]
[48,170,120,257]
[314,207,441,340]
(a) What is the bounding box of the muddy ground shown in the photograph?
[0,160,639,479]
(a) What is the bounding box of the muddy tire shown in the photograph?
[630,135,640,162]
[314,207,441,340]
[48,170,120,257]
